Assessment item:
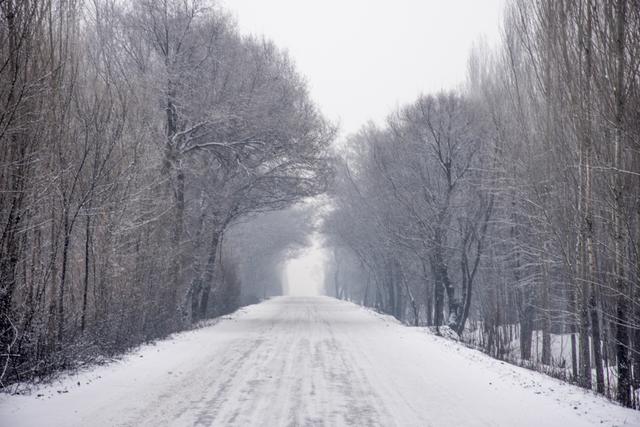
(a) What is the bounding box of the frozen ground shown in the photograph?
[1,296,638,427]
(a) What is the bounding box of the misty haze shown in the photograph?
[1,0,640,426]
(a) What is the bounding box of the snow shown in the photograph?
[465,325,591,368]
[1,296,638,426]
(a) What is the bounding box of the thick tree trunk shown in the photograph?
[565,274,578,381]
[518,290,534,361]
[578,0,604,393]
[164,62,183,323]
[578,297,592,388]
[431,245,453,330]
[435,248,457,328]
[196,228,220,321]
[168,166,185,316]
[57,217,71,345]
[456,251,472,336]
[612,0,630,407]
[589,289,604,393]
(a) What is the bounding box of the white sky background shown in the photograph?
[222,0,505,296]
[223,0,505,137]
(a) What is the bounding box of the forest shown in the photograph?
[1,0,640,416]
[0,0,332,386]
[323,0,640,408]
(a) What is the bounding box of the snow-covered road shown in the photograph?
[1,296,639,426]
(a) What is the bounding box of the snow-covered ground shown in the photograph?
[465,324,597,368]
[1,296,638,426]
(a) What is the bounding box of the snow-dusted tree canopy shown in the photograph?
[0,0,332,384]
[323,0,640,408]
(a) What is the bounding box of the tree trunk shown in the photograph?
[168,166,185,314]
[80,212,91,333]
[432,254,445,329]
[422,260,433,326]
[578,296,592,388]
[612,0,630,407]
[541,253,552,365]
[197,228,220,321]
[57,216,72,345]
[519,289,534,361]
[589,288,604,393]
[457,250,472,336]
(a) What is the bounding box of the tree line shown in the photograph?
[324,0,640,407]
[0,0,332,386]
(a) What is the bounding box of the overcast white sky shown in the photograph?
[223,0,504,137]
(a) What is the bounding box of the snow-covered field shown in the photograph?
[1,296,638,426]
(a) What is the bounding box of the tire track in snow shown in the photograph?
[2,296,639,427]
